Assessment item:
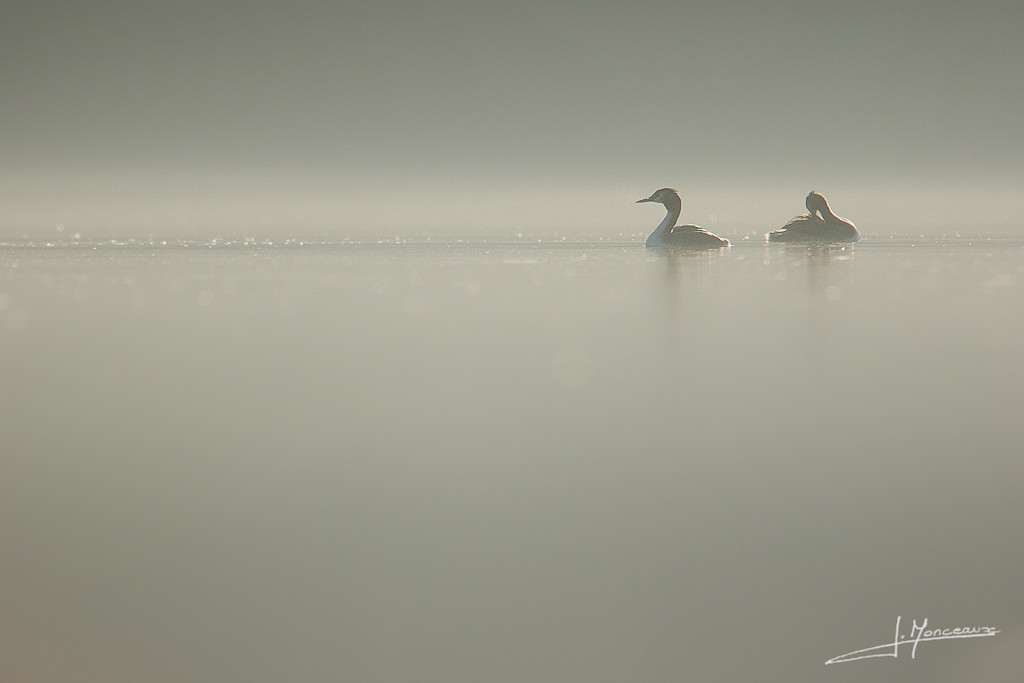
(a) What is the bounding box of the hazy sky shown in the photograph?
[2,1,1022,232]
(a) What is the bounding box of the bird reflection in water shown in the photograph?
[656,247,726,350]
[801,244,855,364]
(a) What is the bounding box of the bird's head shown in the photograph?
[805,191,829,218]
[637,188,680,206]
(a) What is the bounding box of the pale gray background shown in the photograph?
[2,0,1022,234]
[2,3,1023,681]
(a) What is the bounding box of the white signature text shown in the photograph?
[825,616,999,665]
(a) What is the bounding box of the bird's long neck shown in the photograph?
[817,198,840,222]
[653,196,681,235]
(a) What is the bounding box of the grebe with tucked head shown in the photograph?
[768,191,858,243]
[637,188,729,249]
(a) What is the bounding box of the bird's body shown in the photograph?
[651,223,732,248]
[638,188,729,249]
[768,191,858,243]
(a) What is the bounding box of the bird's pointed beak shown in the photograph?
[636,197,653,203]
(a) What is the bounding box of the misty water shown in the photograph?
[1,235,1022,683]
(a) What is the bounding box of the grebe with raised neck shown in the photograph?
[637,188,729,249]
[768,191,858,243]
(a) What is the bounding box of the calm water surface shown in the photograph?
[1,237,1022,682]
